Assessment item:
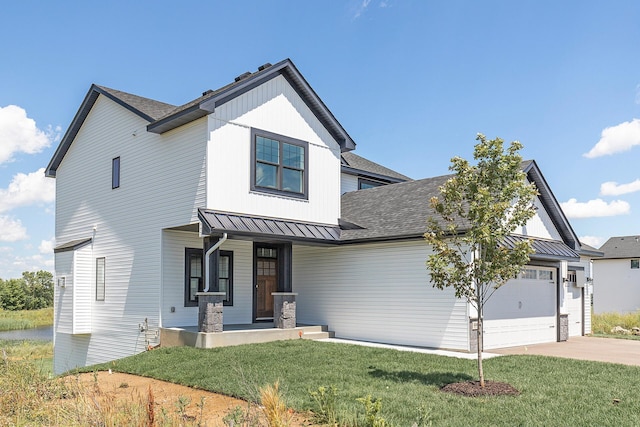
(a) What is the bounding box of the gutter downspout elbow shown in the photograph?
[204,233,227,292]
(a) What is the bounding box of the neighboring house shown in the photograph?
[46,58,596,374]
[592,236,640,314]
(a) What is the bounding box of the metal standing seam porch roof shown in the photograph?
[198,209,341,243]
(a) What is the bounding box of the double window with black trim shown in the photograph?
[251,129,308,199]
[185,248,233,306]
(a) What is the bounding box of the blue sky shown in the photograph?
[1,1,639,278]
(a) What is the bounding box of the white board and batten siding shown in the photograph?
[293,240,470,351]
[161,231,254,327]
[207,75,341,226]
[518,196,563,241]
[53,95,207,373]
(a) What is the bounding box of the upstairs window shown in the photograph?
[358,178,385,190]
[112,157,120,189]
[251,129,308,199]
[632,259,639,269]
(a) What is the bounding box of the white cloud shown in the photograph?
[0,216,28,242]
[600,179,640,196]
[353,0,372,18]
[0,105,58,164]
[39,238,55,254]
[560,198,631,219]
[0,168,55,213]
[580,235,604,248]
[584,119,640,158]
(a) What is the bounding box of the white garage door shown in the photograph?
[483,266,557,349]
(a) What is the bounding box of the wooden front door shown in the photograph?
[256,257,277,319]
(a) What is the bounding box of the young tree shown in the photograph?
[425,134,538,387]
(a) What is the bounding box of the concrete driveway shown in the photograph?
[491,336,640,366]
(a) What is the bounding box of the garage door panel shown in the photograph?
[482,266,557,349]
[483,317,556,349]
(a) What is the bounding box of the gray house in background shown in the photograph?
[593,236,640,314]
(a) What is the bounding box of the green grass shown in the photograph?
[86,340,640,426]
[0,307,53,331]
[0,339,53,376]
[592,311,640,339]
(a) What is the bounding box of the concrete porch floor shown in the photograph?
[160,323,333,349]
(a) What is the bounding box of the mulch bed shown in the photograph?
[441,381,520,397]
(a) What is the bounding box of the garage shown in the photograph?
[482,266,557,349]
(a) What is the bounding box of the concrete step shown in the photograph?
[300,330,335,340]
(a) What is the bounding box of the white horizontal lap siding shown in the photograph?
[54,251,73,335]
[53,96,207,373]
[341,173,358,194]
[593,259,640,314]
[293,241,469,351]
[518,196,562,240]
[73,244,92,334]
[161,234,253,327]
[207,75,341,225]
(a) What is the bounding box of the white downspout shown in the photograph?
[204,233,227,292]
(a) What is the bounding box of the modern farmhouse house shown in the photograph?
[46,59,595,374]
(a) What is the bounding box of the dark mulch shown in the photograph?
[441,381,520,397]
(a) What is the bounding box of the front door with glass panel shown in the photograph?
[256,247,278,320]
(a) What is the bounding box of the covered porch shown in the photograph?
[160,209,341,346]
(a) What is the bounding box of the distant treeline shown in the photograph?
[0,271,53,311]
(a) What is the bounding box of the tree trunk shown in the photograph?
[476,281,485,388]
[477,315,485,387]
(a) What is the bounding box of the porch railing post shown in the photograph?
[196,292,226,333]
[272,292,298,329]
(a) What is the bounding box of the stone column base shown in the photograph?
[196,292,226,333]
[272,292,297,329]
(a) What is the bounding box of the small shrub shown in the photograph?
[259,380,292,427]
[357,395,391,427]
[309,385,338,425]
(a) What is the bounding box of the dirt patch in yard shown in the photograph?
[441,380,520,397]
[63,371,312,426]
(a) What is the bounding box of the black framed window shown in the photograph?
[96,257,105,301]
[112,157,120,189]
[251,128,308,199]
[184,248,233,307]
[358,178,385,190]
[632,259,639,269]
[185,248,203,307]
[218,250,233,306]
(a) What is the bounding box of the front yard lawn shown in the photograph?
[90,340,640,426]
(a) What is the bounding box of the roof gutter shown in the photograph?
[204,233,227,292]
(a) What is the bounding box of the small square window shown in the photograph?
[631,259,639,269]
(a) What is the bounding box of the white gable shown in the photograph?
[206,74,341,225]
[518,196,562,240]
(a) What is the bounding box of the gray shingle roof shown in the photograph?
[340,175,452,241]
[341,152,412,181]
[95,85,176,120]
[597,236,640,259]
